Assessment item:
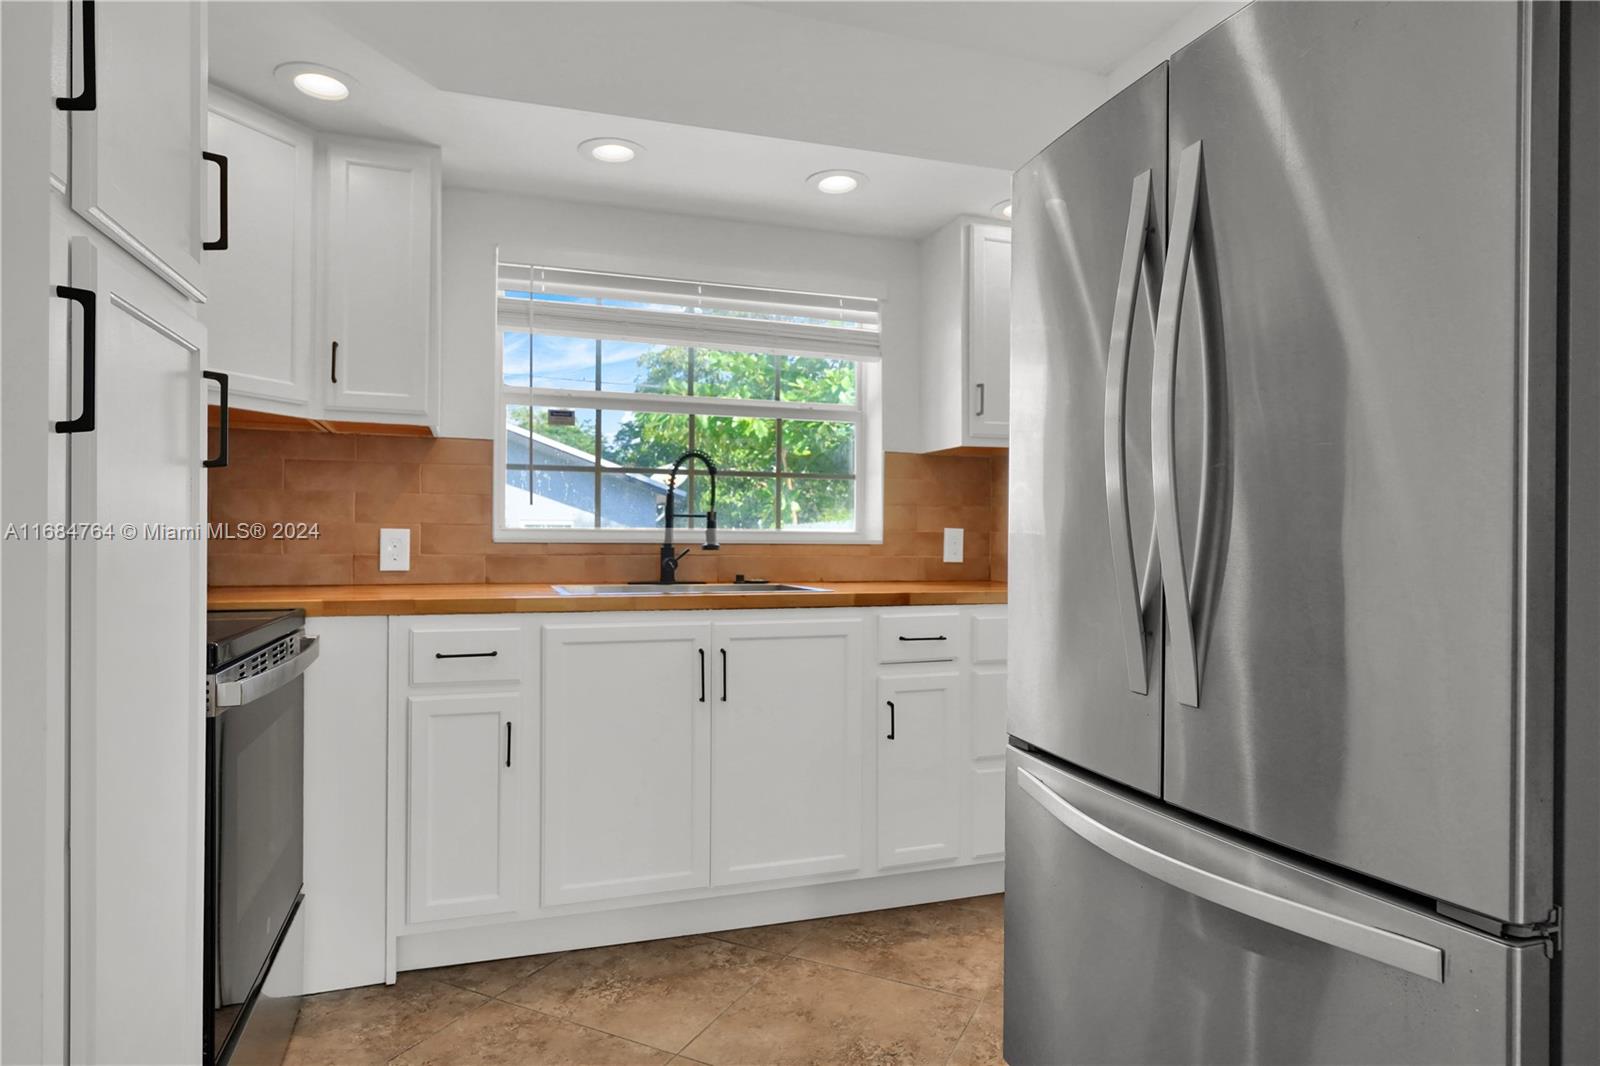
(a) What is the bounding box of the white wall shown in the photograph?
[440,188,924,451]
[1102,2,1247,98]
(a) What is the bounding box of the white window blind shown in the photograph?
[497,263,883,362]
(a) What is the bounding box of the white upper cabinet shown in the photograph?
[920,218,1012,451]
[320,138,439,419]
[201,89,314,406]
[965,225,1012,439]
[541,621,711,906]
[198,101,442,428]
[64,0,212,302]
[711,618,863,886]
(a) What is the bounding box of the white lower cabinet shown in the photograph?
[712,618,863,886]
[406,692,521,923]
[876,672,963,868]
[541,622,711,906]
[386,605,1005,982]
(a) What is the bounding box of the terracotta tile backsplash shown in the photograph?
[206,428,1009,587]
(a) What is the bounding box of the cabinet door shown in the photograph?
[63,236,207,1065]
[67,1,209,301]
[202,90,314,408]
[966,223,1010,440]
[320,139,436,419]
[711,618,863,886]
[876,672,962,869]
[406,692,519,923]
[542,622,710,905]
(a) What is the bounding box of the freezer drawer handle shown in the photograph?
[1103,168,1164,695]
[1152,140,1228,707]
[1016,768,1445,983]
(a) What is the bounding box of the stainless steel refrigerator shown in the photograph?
[1005,3,1600,1062]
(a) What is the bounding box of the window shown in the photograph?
[495,263,883,542]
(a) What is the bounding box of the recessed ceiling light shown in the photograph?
[579,138,643,163]
[274,62,355,102]
[994,200,1013,220]
[808,169,867,195]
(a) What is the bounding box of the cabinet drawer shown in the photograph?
[409,627,523,685]
[877,612,960,663]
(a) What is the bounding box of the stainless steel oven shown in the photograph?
[205,610,317,1066]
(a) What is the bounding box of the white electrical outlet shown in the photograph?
[943,527,964,563]
[379,528,411,572]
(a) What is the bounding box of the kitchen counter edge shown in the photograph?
[206,581,1009,617]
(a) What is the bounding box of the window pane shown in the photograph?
[780,356,857,405]
[599,472,682,529]
[782,477,856,531]
[781,420,855,475]
[502,331,531,389]
[693,415,777,472]
[506,405,596,466]
[600,340,688,395]
[693,349,777,400]
[504,469,596,530]
[601,409,690,468]
[702,474,777,530]
[530,334,597,391]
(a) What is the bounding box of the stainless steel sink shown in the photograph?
[552,582,831,596]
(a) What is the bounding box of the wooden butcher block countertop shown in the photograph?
[207,580,1009,617]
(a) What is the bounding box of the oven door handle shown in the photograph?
[210,636,320,712]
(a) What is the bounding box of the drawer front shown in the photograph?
[409,627,524,685]
[877,612,961,663]
[971,612,1008,664]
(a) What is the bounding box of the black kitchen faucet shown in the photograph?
[655,450,720,583]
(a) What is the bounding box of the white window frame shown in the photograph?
[492,265,884,545]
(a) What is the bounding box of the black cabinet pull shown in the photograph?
[699,648,706,703]
[435,650,498,659]
[56,1,96,111]
[898,635,948,642]
[720,648,728,702]
[505,722,512,768]
[54,285,95,434]
[202,152,229,250]
[203,370,229,468]
[886,700,896,740]
[330,340,339,384]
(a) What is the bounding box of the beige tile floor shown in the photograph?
[283,894,1005,1066]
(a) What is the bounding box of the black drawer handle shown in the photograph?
[699,648,706,703]
[505,722,512,768]
[435,650,498,659]
[898,635,948,642]
[56,1,96,111]
[203,370,229,468]
[720,648,728,702]
[886,700,896,740]
[202,151,229,251]
[54,285,96,434]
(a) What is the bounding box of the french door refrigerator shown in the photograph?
[1006,3,1594,1063]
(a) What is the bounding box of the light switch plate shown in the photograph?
[380,528,411,571]
[943,527,964,563]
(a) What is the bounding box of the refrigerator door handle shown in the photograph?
[1152,140,1219,707]
[1104,168,1164,694]
[1016,767,1445,982]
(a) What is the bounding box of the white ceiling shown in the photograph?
[208,1,1223,239]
